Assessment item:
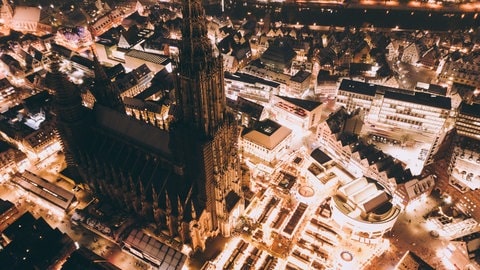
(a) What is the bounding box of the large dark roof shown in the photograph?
[310,148,332,165]
[326,107,350,134]
[70,55,94,70]
[255,119,282,136]
[384,91,451,110]
[225,190,241,213]
[277,95,321,111]
[23,90,51,114]
[260,38,296,68]
[94,105,171,158]
[0,198,14,215]
[1,212,71,270]
[339,79,377,96]
[290,70,311,83]
[459,102,480,118]
[225,72,280,88]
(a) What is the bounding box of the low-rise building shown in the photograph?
[227,96,266,129]
[117,64,154,98]
[271,95,322,131]
[224,72,280,104]
[439,61,480,88]
[242,119,292,164]
[288,70,311,97]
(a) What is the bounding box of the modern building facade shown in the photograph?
[336,79,452,166]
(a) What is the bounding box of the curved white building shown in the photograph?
[330,177,400,243]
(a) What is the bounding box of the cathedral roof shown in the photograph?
[94,105,172,158]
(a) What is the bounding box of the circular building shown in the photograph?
[330,177,400,243]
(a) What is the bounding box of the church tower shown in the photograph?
[90,51,126,114]
[172,0,244,239]
[46,59,89,167]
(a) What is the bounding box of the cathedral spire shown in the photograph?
[175,0,225,138]
[90,48,126,113]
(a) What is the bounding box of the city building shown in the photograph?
[123,68,174,129]
[89,9,128,37]
[0,90,60,161]
[0,212,75,269]
[124,50,173,74]
[259,37,296,73]
[52,0,245,252]
[448,102,480,193]
[438,61,480,88]
[224,72,280,104]
[0,0,13,35]
[227,96,266,129]
[393,175,435,208]
[271,95,322,131]
[336,79,452,167]
[241,119,292,164]
[54,27,93,52]
[122,228,187,269]
[288,70,311,97]
[12,171,76,212]
[440,232,480,270]
[117,64,154,98]
[316,107,427,195]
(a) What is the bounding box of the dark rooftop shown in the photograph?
[0,198,14,216]
[225,72,280,88]
[225,191,241,213]
[384,91,451,110]
[0,139,13,153]
[277,95,321,112]
[0,212,73,270]
[94,105,172,158]
[397,251,435,270]
[290,70,311,83]
[70,55,94,70]
[255,119,281,136]
[339,79,377,96]
[310,148,332,165]
[260,37,296,69]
